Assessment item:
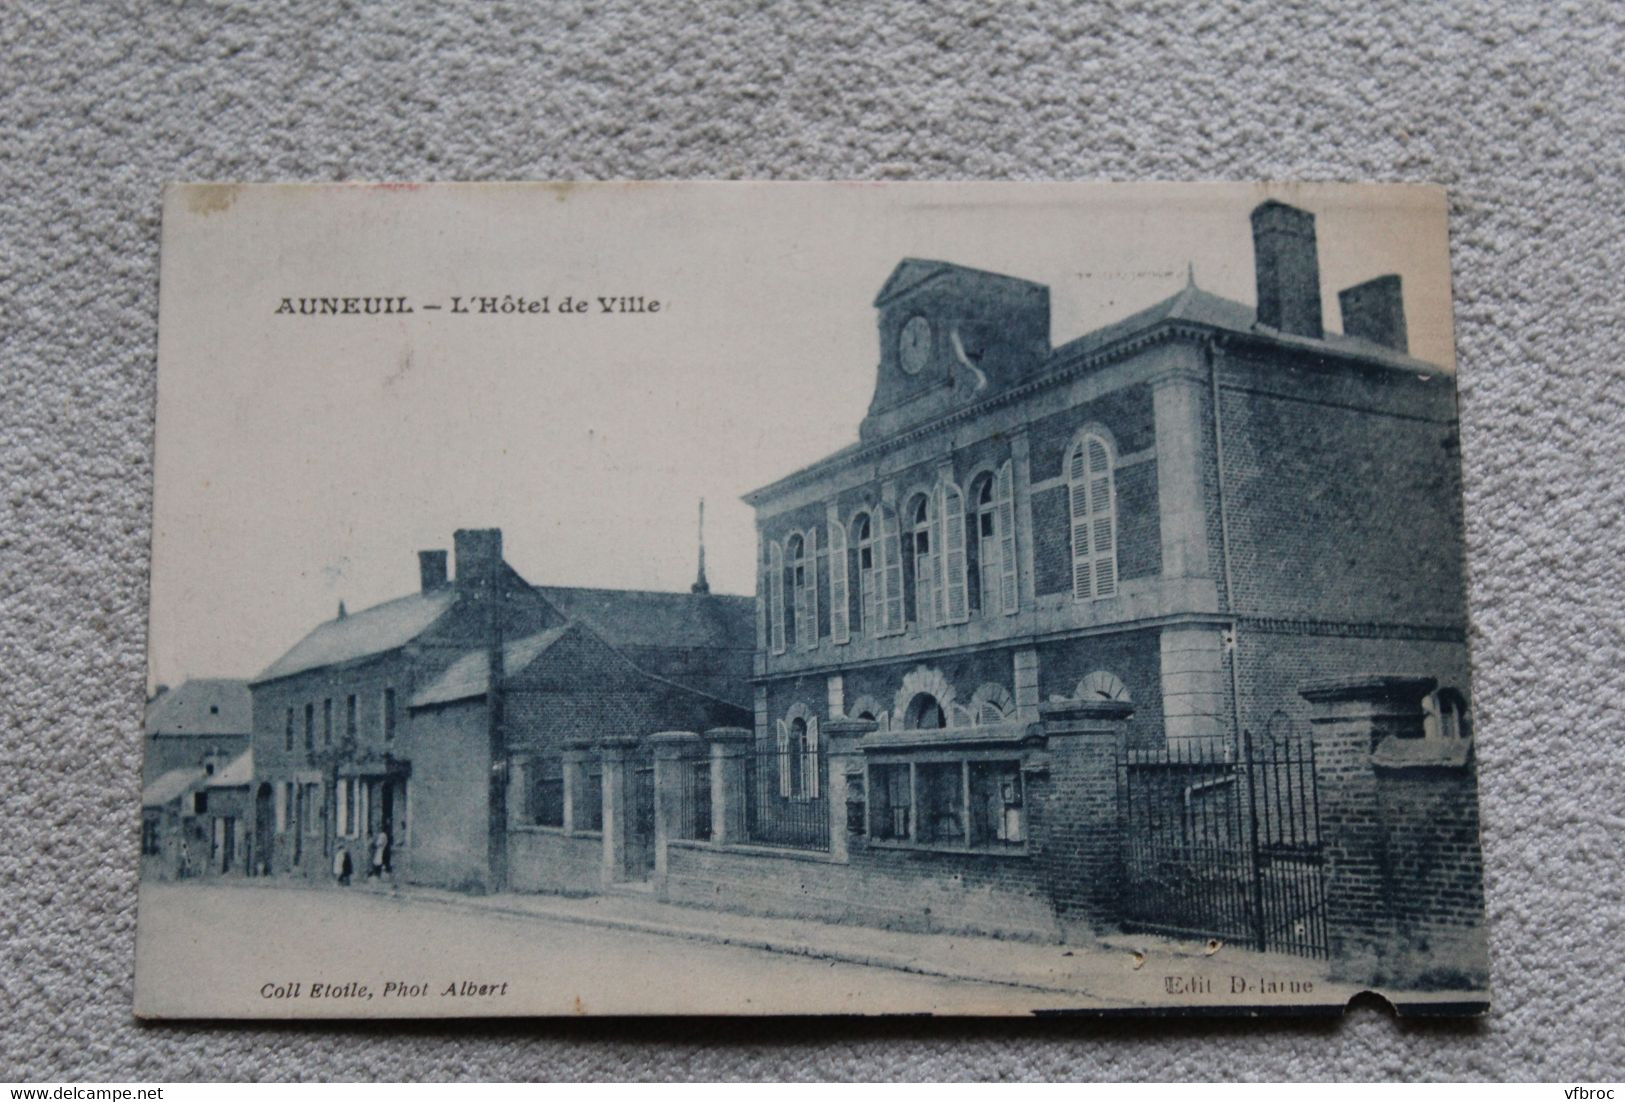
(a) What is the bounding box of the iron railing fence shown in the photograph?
[1117,731,1328,959]
[673,758,713,842]
[744,743,830,851]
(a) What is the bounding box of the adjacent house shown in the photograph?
[246,526,752,890]
[142,678,251,785]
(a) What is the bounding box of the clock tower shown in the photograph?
[860,259,1050,443]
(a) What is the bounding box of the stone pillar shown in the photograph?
[1301,675,1487,991]
[1152,365,1213,582]
[1160,625,1226,746]
[704,727,752,845]
[1034,698,1132,941]
[560,741,593,836]
[1013,647,1040,719]
[651,731,702,878]
[598,737,637,886]
[822,717,876,862]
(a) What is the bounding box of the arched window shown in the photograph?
[971,473,997,615]
[775,709,821,799]
[909,494,936,626]
[1068,433,1118,600]
[853,512,877,638]
[785,530,819,651]
[904,692,947,730]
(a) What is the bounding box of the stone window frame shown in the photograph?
[1065,426,1120,602]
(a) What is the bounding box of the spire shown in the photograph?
[1186,260,1197,288]
[337,599,348,620]
[691,499,711,594]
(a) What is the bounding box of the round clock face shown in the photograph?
[898,316,931,374]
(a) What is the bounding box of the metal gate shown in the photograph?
[1117,729,1328,958]
[625,759,657,879]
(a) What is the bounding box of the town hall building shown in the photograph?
[739,198,1470,871]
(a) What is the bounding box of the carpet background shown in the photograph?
[2,0,1622,1081]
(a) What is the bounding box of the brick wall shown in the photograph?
[1378,759,1488,988]
[508,828,602,895]
[402,699,491,892]
[1238,629,1471,739]
[1027,384,1155,476]
[661,840,1057,940]
[1217,355,1465,627]
[1034,630,1162,748]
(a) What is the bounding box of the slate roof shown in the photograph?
[207,749,254,788]
[1051,281,1443,376]
[409,624,577,708]
[253,589,459,684]
[534,586,754,654]
[144,678,253,736]
[142,767,206,809]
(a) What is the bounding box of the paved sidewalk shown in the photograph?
[306,876,1359,1009]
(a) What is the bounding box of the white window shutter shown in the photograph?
[805,715,820,798]
[997,460,1019,615]
[336,778,349,837]
[943,481,969,624]
[1069,438,1117,600]
[880,506,904,635]
[274,783,287,833]
[1089,438,1117,598]
[803,527,819,651]
[776,719,791,797]
[755,554,768,652]
[769,541,786,655]
[828,518,850,644]
[928,488,945,627]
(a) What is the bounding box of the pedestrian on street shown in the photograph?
[370,829,390,880]
[333,844,352,886]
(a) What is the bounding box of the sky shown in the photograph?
[148,181,1455,690]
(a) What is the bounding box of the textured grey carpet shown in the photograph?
[3,0,1622,1082]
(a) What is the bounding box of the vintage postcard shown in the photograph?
[136,181,1488,1018]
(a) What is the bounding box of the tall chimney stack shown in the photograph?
[1250,200,1324,339]
[418,549,448,592]
[453,528,503,587]
[1338,274,1409,354]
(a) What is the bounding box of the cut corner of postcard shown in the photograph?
[135,180,1488,1019]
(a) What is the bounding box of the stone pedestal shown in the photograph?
[598,736,639,886]
[651,731,703,877]
[822,717,877,862]
[704,727,752,845]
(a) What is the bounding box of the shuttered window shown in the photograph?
[940,480,969,624]
[769,540,786,655]
[879,505,904,635]
[828,517,850,644]
[1068,434,1118,600]
[996,460,1019,615]
[911,495,937,627]
[802,527,819,651]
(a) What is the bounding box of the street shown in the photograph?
[133,880,1043,1018]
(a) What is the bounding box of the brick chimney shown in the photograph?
[1251,200,1324,339]
[418,549,448,592]
[453,528,503,587]
[1338,274,1409,354]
